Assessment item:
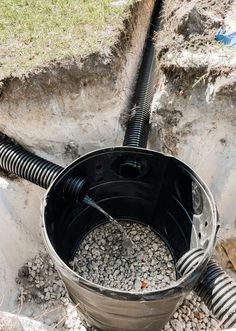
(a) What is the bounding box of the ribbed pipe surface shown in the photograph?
[0,140,87,199]
[123,1,162,148]
[0,141,62,188]
[176,248,236,328]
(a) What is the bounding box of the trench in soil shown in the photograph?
[0,0,236,330]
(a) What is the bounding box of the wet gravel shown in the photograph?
[70,221,176,292]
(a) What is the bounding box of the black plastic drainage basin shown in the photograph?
[42,146,218,331]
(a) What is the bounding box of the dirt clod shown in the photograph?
[175,4,205,37]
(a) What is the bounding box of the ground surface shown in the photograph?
[0,0,138,81]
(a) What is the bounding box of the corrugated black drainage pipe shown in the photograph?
[177,248,236,329]
[0,139,88,200]
[123,0,162,149]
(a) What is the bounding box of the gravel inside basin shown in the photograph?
[70,221,176,292]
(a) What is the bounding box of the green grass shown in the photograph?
[0,0,137,79]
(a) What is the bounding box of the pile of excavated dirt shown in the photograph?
[156,0,234,75]
[152,0,236,110]
[152,0,236,112]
